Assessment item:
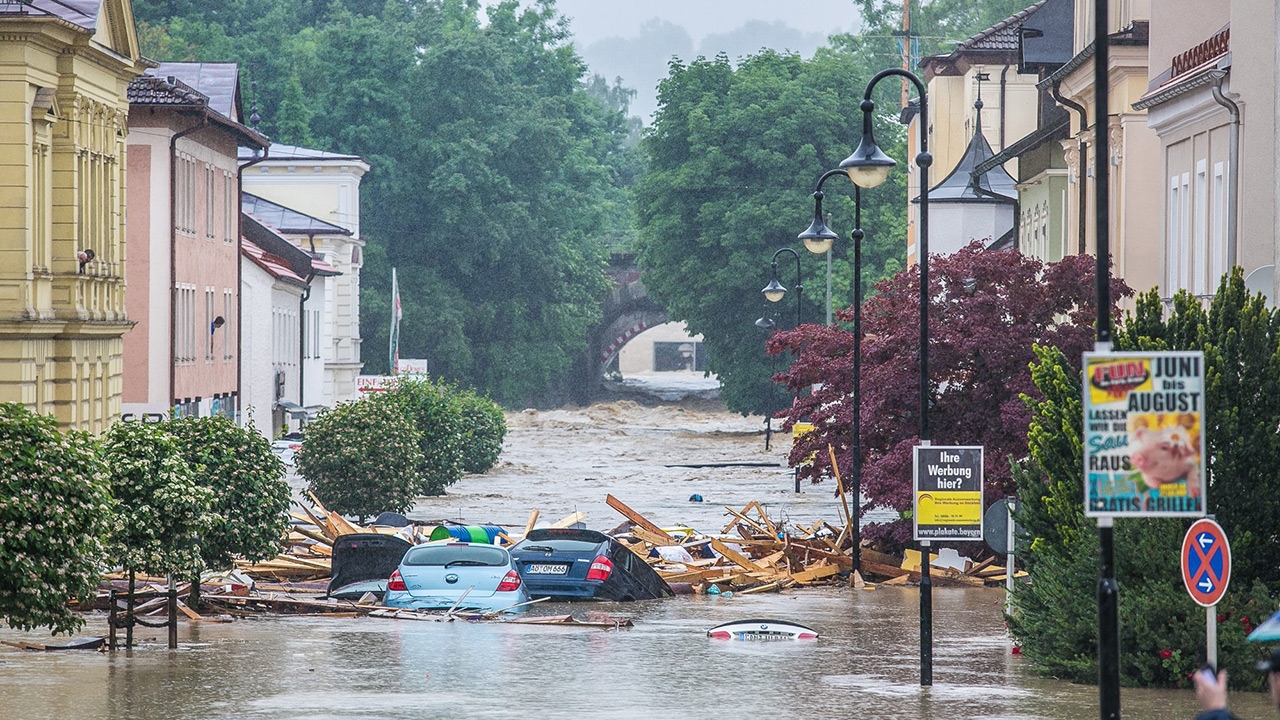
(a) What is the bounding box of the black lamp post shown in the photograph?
[803,67,933,687]
[797,183,864,578]
[762,247,804,328]
[754,313,778,451]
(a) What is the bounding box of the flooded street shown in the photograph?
[2,390,1273,718]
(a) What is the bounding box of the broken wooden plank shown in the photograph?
[549,511,587,529]
[605,495,674,542]
[789,563,840,584]
[521,509,540,539]
[710,539,764,573]
[630,526,678,547]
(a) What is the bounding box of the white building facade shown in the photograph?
[241,144,368,405]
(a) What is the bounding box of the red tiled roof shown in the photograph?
[242,238,307,285]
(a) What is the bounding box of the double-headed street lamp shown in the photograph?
[761,247,805,328]
[801,67,933,687]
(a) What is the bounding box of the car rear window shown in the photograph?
[516,536,602,553]
[402,545,508,567]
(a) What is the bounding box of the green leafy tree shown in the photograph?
[0,404,113,634]
[137,0,632,407]
[101,421,214,579]
[386,378,466,495]
[167,416,291,604]
[452,387,508,475]
[1010,269,1280,689]
[295,394,424,522]
[635,48,908,414]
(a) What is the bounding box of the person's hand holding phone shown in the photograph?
[1194,666,1228,712]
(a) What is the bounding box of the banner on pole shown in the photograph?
[1083,351,1205,517]
[389,268,402,375]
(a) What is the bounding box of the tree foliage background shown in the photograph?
[1010,271,1280,688]
[133,0,637,407]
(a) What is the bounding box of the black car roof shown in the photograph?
[524,528,611,544]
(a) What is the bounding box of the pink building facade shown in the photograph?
[123,65,267,419]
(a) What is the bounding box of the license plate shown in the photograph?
[736,632,790,641]
[525,563,569,575]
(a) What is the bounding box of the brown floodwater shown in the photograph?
[2,393,1273,718]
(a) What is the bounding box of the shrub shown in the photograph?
[0,404,112,634]
[453,387,506,474]
[167,415,291,569]
[386,378,466,495]
[100,421,214,578]
[295,394,424,522]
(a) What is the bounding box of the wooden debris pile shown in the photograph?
[607,494,855,594]
[605,493,1024,593]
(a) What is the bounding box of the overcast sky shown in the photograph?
[552,0,859,45]
[540,0,861,121]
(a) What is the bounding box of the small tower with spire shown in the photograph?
[914,73,1018,255]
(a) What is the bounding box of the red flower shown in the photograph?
[1011,645,1022,655]
[1243,617,1254,633]
[1159,649,1173,660]
[1218,613,1228,623]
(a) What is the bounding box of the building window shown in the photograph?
[1167,173,1191,296]
[1193,160,1208,296]
[205,165,215,239]
[205,287,215,361]
[1211,161,1227,294]
[175,283,198,363]
[223,289,234,360]
[224,171,236,243]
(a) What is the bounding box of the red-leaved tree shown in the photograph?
[769,243,1132,550]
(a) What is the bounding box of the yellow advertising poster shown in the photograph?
[913,446,983,541]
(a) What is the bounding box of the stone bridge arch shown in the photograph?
[573,255,669,404]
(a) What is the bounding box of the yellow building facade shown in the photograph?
[0,1,145,432]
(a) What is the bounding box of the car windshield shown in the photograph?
[403,545,508,567]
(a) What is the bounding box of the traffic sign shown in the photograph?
[1181,518,1231,607]
[983,499,1023,556]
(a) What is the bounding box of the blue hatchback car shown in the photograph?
[383,541,530,614]
[509,528,674,601]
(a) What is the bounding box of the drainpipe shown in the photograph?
[1050,80,1089,255]
[999,65,1009,149]
[1208,69,1239,268]
[299,233,318,410]
[238,143,269,425]
[170,113,208,412]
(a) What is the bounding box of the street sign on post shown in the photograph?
[982,498,1021,556]
[1182,517,1231,668]
[1181,518,1230,607]
[1083,351,1206,518]
[913,446,983,541]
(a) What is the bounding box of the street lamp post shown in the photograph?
[754,313,778,451]
[797,183,864,577]
[762,247,804,328]
[802,67,933,687]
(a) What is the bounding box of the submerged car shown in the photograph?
[382,540,530,614]
[326,532,412,601]
[509,528,674,602]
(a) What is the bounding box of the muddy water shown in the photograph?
[1,399,1273,719]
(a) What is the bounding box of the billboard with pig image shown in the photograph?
[1083,351,1206,518]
